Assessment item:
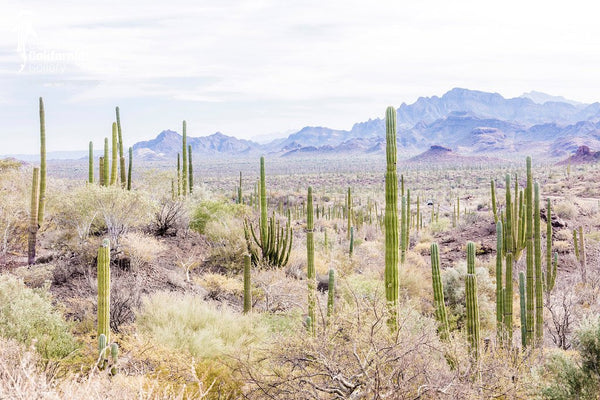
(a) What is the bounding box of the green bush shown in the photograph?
[0,275,78,360]
[190,200,246,236]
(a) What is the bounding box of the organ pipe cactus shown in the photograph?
[182,120,188,196]
[519,272,527,348]
[525,156,534,347]
[400,196,407,264]
[491,179,498,223]
[349,226,354,257]
[97,239,110,350]
[244,157,292,268]
[110,122,118,185]
[177,153,181,197]
[103,138,109,187]
[384,106,399,321]
[28,168,39,265]
[188,145,193,194]
[243,254,251,313]
[99,157,105,186]
[534,182,543,345]
[116,107,126,187]
[545,198,557,292]
[430,243,449,341]
[127,147,132,191]
[88,141,94,184]
[346,187,352,240]
[466,273,480,360]
[38,97,46,227]
[467,241,476,274]
[327,268,335,319]
[306,187,316,335]
[504,251,513,344]
[496,221,503,343]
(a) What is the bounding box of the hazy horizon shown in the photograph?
[2,0,600,154]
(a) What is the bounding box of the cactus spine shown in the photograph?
[110,122,118,185]
[182,120,188,196]
[88,141,94,184]
[37,98,46,227]
[431,243,449,341]
[127,147,132,191]
[97,239,111,349]
[28,168,40,265]
[307,187,316,335]
[384,106,399,321]
[534,182,543,345]
[243,254,251,313]
[188,145,193,194]
[327,268,335,319]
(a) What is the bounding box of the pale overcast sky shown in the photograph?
[1,0,599,154]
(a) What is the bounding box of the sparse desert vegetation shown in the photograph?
[4,104,600,400]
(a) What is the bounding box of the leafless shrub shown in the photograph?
[151,199,188,237]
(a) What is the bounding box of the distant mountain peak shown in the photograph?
[520,91,583,106]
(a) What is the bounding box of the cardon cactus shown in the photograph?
[38,97,46,227]
[188,145,193,194]
[127,147,132,191]
[466,273,481,360]
[525,156,534,347]
[327,268,335,319]
[110,122,118,185]
[519,272,527,348]
[431,243,449,340]
[306,187,316,334]
[88,141,94,184]
[496,221,503,342]
[534,182,543,345]
[182,120,188,196]
[116,107,126,187]
[384,106,399,323]
[545,198,557,292]
[97,239,110,347]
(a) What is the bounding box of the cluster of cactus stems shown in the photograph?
[97,333,119,375]
[384,106,399,326]
[430,243,450,341]
[244,156,292,267]
[96,239,119,373]
[327,268,335,319]
[27,98,47,265]
[90,106,132,190]
[306,187,316,335]
[491,156,557,348]
[573,226,586,284]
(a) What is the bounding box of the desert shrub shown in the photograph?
[554,200,577,219]
[0,166,27,255]
[120,232,165,272]
[190,200,246,236]
[198,273,243,301]
[11,263,55,288]
[151,198,188,236]
[0,275,78,361]
[442,263,495,332]
[541,316,600,399]
[52,185,100,245]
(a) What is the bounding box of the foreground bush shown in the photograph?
[0,275,78,361]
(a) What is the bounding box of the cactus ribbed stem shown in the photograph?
[491,179,498,223]
[546,198,555,292]
[400,196,407,264]
[99,157,105,186]
[573,229,580,261]
[238,171,243,204]
[327,268,335,319]
[97,239,111,348]
[504,251,514,344]
[103,138,109,187]
[88,141,94,184]
[28,168,40,265]
[307,187,316,335]
[182,121,187,196]
[525,156,534,347]
[116,107,126,187]
[431,243,449,341]
[466,273,480,360]
[505,174,513,254]
[188,145,193,194]
[384,106,399,324]
[519,272,527,348]
[127,147,132,191]
[534,182,543,345]
[243,254,251,313]
[496,221,503,342]
[38,98,46,227]
[110,123,118,185]
[176,153,181,197]
[346,187,352,240]
[467,241,476,274]
[260,157,267,245]
[349,226,354,257]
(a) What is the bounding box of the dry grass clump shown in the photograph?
[121,232,166,271]
[554,200,578,220]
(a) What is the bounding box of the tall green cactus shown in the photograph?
[110,122,118,186]
[97,239,111,349]
[573,229,580,261]
[127,147,132,191]
[384,106,399,323]
[491,179,498,223]
[28,168,39,265]
[505,174,513,254]
[306,187,316,335]
[88,141,94,184]
[38,98,46,227]
[188,145,193,194]
[182,120,188,196]
[431,243,449,341]
[99,157,105,186]
[504,251,513,344]
[243,254,251,314]
[103,138,109,187]
[400,196,407,264]
[327,268,335,319]
[260,156,267,243]
[534,182,543,345]
[346,187,352,240]
[176,153,181,197]
[467,241,476,274]
[116,107,126,187]
[496,221,504,342]
[545,198,557,292]
[525,156,534,347]
[466,273,480,360]
[519,272,527,348]
[238,171,243,204]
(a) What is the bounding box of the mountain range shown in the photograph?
[128,88,600,160]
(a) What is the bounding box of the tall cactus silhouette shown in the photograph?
[496,221,504,342]
[116,107,126,187]
[188,145,193,194]
[306,187,316,335]
[110,122,118,186]
[504,251,513,344]
[182,120,188,196]
[103,138,109,187]
[525,156,534,347]
[534,182,543,345]
[38,98,46,226]
[327,268,335,319]
[519,272,527,348]
[28,168,39,265]
[431,243,449,340]
[384,106,399,323]
[466,273,480,360]
[97,239,111,349]
[491,179,498,223]
[88,141,94,184]
[545,198,557,292]
[127,147,132,191]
